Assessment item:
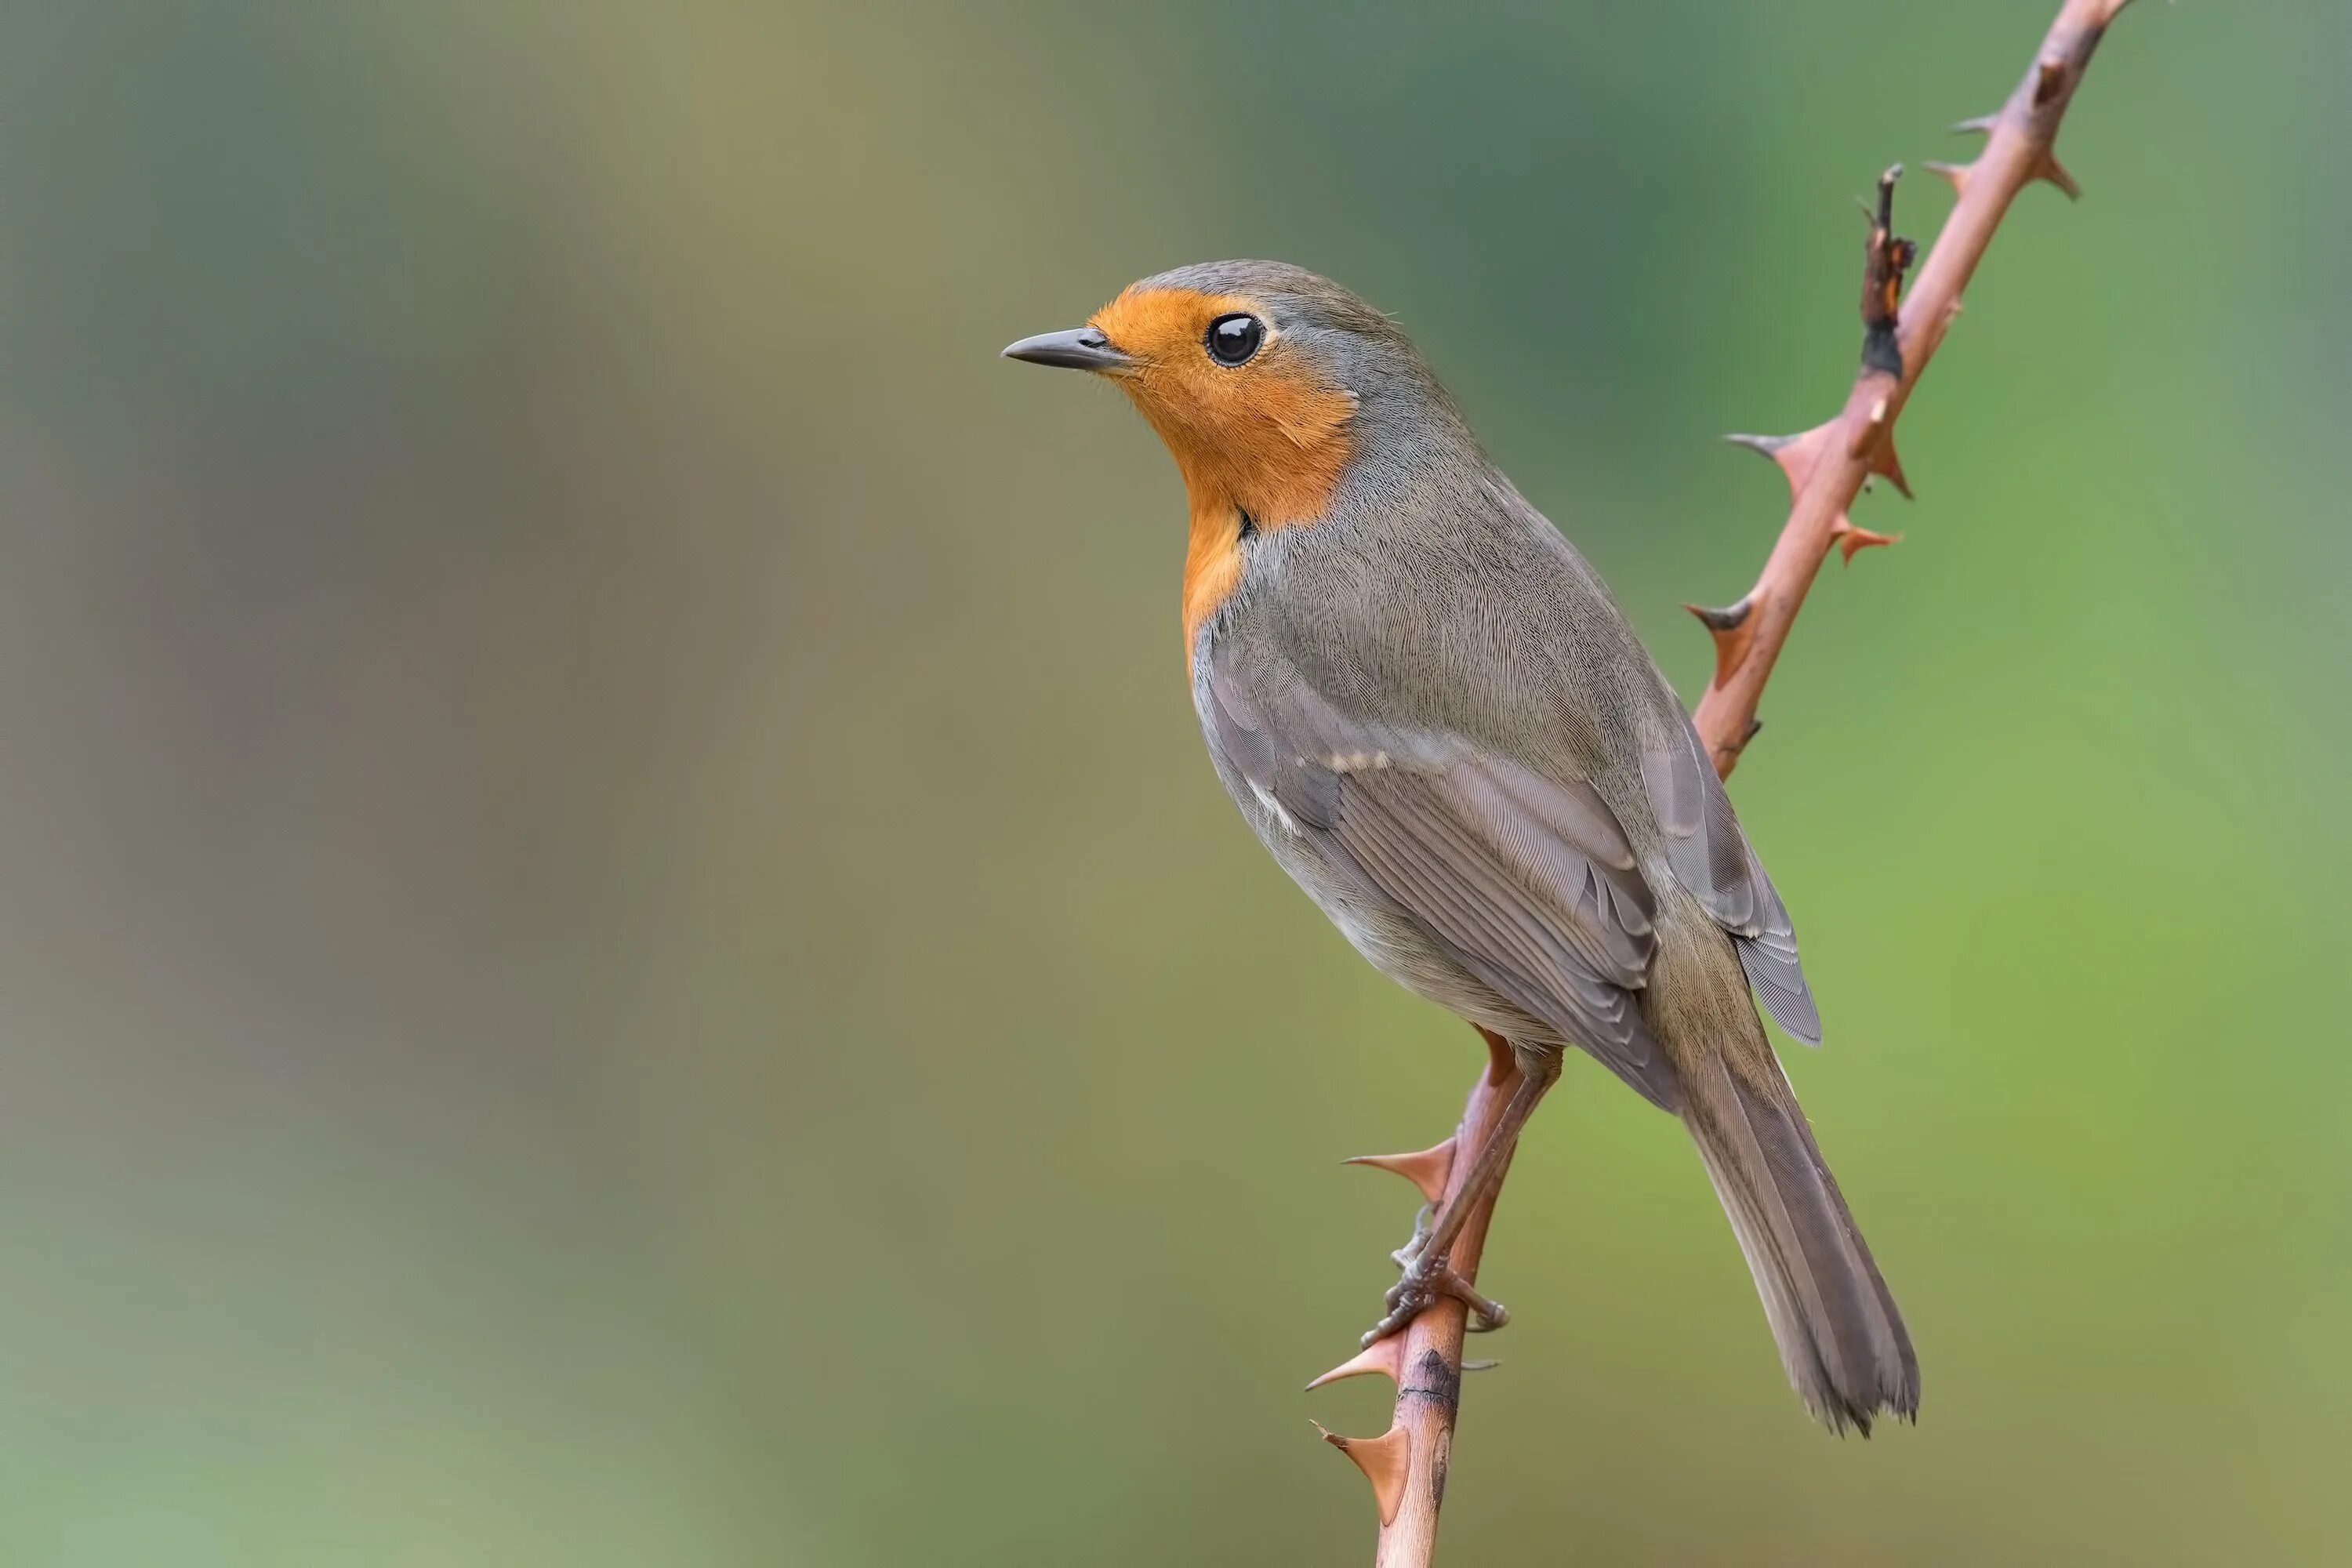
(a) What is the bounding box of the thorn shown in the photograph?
[1315,1421,1412,1527]
[1724,430,1798,458]
[1343,1138,1456,1205]
[1871,431,1913,499]
[1922,159,1970,197]
[1725,423,1834,502]
[1306,1336,1406,1392]
[1685,593,1759,688]
[1683,595,1752,634]
[2038,153,2082,201]
[2034,56,2067,108]
[1951,113,1998,136]
[1829,516,1903,563]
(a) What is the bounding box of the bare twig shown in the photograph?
[1308,0,2140,1559]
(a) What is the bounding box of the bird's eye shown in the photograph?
[1205,314,1265,367]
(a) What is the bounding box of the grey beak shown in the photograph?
[1001,325,1136,373]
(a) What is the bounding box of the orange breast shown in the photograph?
[1181,498,1247,652]
[1087,285,1359,656]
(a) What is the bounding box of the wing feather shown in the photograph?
[1641,718,1823,1044]
[1207,652,1679,1109]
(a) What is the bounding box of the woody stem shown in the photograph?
[1326,3,2143,1564]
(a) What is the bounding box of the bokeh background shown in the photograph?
[1,1,2345,1563]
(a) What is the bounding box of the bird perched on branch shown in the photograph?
[1004,261,1918,1433]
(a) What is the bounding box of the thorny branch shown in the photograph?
[1307,2,2142,1560]
[1693,0,2136,777]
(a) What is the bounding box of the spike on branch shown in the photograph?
[1307,1335,1406,1392]
[1829,517,1902,563]
[1316,1422,1412,1527]
[1846,394,1912,498]
[1951,113,1998,136]
[1922,159,1971,197]
[1684,595,1757,688]
[1871,432,1914,498]
[1341,1138,1456,1206]
[1726,423,1835,503]
[2037,153,2082,200]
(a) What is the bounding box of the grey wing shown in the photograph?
[1205,648,1679,1111]
[1639,714,1823,1044]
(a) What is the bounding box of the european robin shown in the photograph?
[1004,260,1918,1432]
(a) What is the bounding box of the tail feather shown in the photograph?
[1683,1054,1919,1433]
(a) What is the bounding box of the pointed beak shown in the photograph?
[1000,325,1136,374]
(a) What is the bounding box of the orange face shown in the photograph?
[1088,286,1357,525]
[1086,286,1359,647]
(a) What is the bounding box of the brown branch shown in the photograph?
[1309,0,2139,1559]
[1308,1030,1516,1563]
[1693,0,2136,778]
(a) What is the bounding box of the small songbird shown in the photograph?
[1004,261,1918,1432]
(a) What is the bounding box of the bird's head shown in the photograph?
[1004,260,1458,529]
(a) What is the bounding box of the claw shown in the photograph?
[1342,1138,1456,1205]
[1365,1258,1509,1345]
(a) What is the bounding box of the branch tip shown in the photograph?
[1313,1421,1412,1528]
[1341,1139,1457,1205]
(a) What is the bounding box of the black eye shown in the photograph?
[1205,313,1264,366]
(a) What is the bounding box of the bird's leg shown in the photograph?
[1363,1051,1560,1348]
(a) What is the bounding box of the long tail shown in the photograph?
[1682,1053,1919,1434]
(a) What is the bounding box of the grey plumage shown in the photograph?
[1172,262,1918,1431]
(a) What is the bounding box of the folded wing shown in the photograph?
[1205,649,1679,1109]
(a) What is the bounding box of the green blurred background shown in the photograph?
[1,2,2344,1562]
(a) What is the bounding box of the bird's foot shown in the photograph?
[1361,1247,1510,1348]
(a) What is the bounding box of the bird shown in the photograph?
[1003,260,1918,1433]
